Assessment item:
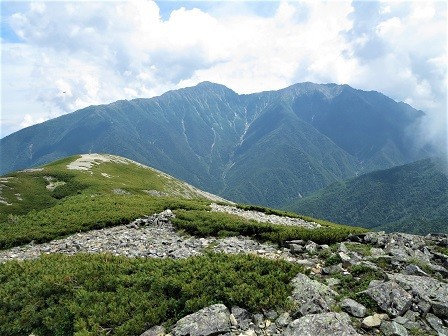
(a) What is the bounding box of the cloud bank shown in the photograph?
[1,0,446,154]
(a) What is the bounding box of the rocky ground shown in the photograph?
[1,207,447,336]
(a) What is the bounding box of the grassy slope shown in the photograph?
[0,154,367,248]
[286,158,448,234]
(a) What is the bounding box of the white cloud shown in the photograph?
[1,0,446,153]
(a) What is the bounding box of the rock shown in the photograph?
[297,297,329,316]
[275,312,291,327]
[289,244,303,254]
[284,312,360,336]
[252,313,264,327]
[289,273,338,316]
[305,241,318,254]
[339,243,349,253]
[387,273,448,319]
[229,314,238,327]
[171,304,230,336]
[338,251,356,267]
[322,263,344,275]
[265,309,278,320]
[231,306,251,330]
[239,329,256,336]
[426,313,448,335]
[380,321,408,336]
[140,325,165,336]
[325,278,341,287]
[403,264,428,276]
[341,298,366,318]
[370,247,386,256]
[361,314,383,329]
[362,281,413,316]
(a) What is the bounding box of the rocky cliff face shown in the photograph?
[1,207,447,335]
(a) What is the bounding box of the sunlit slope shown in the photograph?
[0,154,227,248]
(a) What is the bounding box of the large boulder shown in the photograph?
[283,312,360,336]
[290,273,338,316]
[361,281,412,316]
[387,273,448,319]
[171,304,231,336]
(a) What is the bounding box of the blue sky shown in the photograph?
[1,1,447,153]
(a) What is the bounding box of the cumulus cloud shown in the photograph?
[1,0,446,154]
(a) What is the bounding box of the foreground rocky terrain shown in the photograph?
[1,206,447,336]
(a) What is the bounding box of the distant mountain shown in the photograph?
[286,158,448,234]
[0,81,429,207]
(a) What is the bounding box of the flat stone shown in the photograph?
[171,304,230,336]
[341,298,366,318]
[361,314,382,329]
[284,312,360,336]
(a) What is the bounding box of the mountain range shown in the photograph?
[0,82,429,209]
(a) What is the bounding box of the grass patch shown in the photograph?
[344,242,372,257]
[0,253,301,336]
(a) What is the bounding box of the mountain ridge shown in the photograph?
[0,81,430,207]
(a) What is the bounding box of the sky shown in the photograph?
[1,0,447,154]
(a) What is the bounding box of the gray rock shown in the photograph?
[387,273,448,319]
[341,298,366,318]
[362,281,412,316]
[171,304,230,336]
[426,313,448,336]
[305,241,318,254]
[289,244,303,254]
[322,264,344,275]
[325,277,341,287]
[290,273,338,316]
[284,312,360,336]
[275,312,291,327]
[403,264,428,276]
[265,309,278,320]
[338,252,353,267]
[140,325,165,336]
[231,306,251,330]
[297,297,329,317]
[339,243,349,253]
[380,321,408,336]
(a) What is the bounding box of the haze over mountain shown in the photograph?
[0,82,430,207]
[287,157,448,235]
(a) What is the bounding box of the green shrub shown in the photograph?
[172,209,368,246]
[0,253,301,336]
